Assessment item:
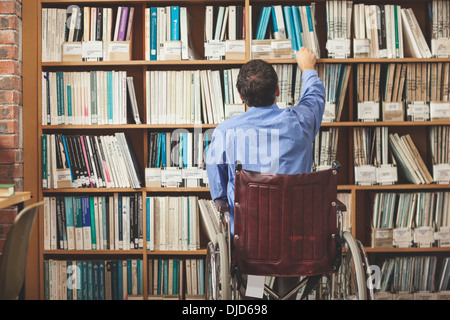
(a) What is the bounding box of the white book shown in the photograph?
[401,9,423,58]
[273,5,287,40]
[108,195,115,249]
[42,8,48,62]
[228,6,236,41]
[180,7,189,59]
[220,7,229,40]
[43,197,50,250]
[205,6,214,41]
[145,8,150,60]
[407,8,432,58]
[214,6,225,41]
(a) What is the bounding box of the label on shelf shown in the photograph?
[81,41,103,60]
[108,41,131,61]
[326,38,351,59]
[393,227,413,248]
[431,38,450,58]
[413,226,435,248]
[433,163,450,184]
[322,103,336,122]
[145,168,162,188]
[430,101,450,120]
[354,165,377,185]
[225,40,245,60]
[161,167,182,187]
[204,40,226,60]
[164,41,182,60]
[357,102,379,121]
[382,101,404,122]
[376,165,398,185]
[435,226,450,247]
[62,42,82,62]
[353,38,370,58]
[371,228,393,248]
[182,167,204,188]
[271,40,293,59]
[251,40,272,59]
[407,102,429,121]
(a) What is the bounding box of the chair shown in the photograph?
[202,162,370,300]
[0,201,44,300]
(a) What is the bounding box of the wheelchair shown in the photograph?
[199,161,373,300]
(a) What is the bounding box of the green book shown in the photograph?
[0,184,15,197]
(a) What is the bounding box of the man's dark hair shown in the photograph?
[236,59,278,107]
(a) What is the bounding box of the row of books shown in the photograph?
[205,5,246,42]
[430,126,450,166]
[44,259,144,300]
[353,127,392,168]
[254,4,320,57]
[313,128,339,171]
[148,258,205,299]
[146,196,200,251]
[42,6,134,62]
[389,132,433,185]
[147,131,211,171]
[429,0,450,57]
[377,256,449,294]
[42,133,142,190]
[42,71,141,126]
[372,191,449,230]
[44,194,143,251]
[144,6,198,61]
[145,69,242,125]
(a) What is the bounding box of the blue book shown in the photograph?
[155,133,162,168]
[73,197,83,250]
[163,259,168,295]
[89,197,97,250]
[87,262,93,300]
[150,7,157,60]
[77,261,83,300]
[157,259,162,295]
[99,260,105,300]
[81,261,88,300]
[118,260,123,300]
[291,6,303,48]
[66,261,73,300]
[56,72,64,124]
[64,196,74,249]
[61,135,74,183]
[66,84,72,124]
[127,260,132,295]
[270,6,279,38]
[171,6,180,41]
[161,133,166,167]
[107,71,113,124]
[283,6,297,51]
[182,132,187,168]
[256,7,270,40]
[137,259,142,295]
[198,259,205,295]
[81,196,91,250]
[92,261,99,300]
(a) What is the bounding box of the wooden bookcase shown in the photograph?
[22,0,449,300]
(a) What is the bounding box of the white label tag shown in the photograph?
[358,102,379,121]
[245,275,265,299]
[433,164,450,183]
[82,41,103,59]
[430,102,450,120]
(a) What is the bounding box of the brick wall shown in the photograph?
[0,0,23,254]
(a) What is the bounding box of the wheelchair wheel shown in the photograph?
[336,231,367,300]
[205,233,231,300]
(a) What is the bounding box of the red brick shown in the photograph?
[0,90,22,105]
[0,45,19,60]
[0,75,21,90]
[0,30,18,45]
[0,16,20,30]
[0,164,23,179]
[0,120,18,134]
[0,135,19,149]
[0,224,13,238]
[0,2,22,18]
[0,60,21,75]
[0,106,18,119]
[0,149,22,164]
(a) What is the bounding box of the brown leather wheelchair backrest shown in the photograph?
[233,168,338,277]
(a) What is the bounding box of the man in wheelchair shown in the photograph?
[204,48,369,300]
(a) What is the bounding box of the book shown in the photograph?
[0,184,15,197]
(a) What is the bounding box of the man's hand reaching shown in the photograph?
[296,47,316,72]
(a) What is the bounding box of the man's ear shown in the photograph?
[275,84,280,97]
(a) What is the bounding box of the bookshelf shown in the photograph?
[22,0,450,299]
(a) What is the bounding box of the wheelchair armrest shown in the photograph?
[214,198,230,214]
[336,199,347,212]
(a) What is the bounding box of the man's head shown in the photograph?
[236,59,279,107]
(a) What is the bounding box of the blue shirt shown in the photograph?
[206,69,326,233]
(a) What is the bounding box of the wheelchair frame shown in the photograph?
[202,162,373,300]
